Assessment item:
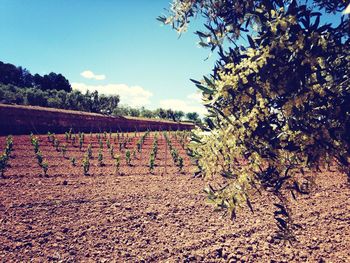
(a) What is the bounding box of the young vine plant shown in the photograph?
[164,132,184,172]
[0,135,14,178]
[30,134,49,177]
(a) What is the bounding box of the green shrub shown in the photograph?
[87,144,92,159]
[0,135,13,176]
[61,144,67,158]
[178,156,184,172]
[53,138,59,151]
[109,145,114,158]
[149,152,155,173]
[79,137,83,151]
[41,160,48,177]
[30,134,40,153]
[36,150,43,164]
[98,149,104,166]
[5,135,13,156]
[82,155,90,175]
[125,150,131,166]
[0,153,8,178]
[115,155,120,175]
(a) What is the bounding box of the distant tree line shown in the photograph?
[113,106,201,123]
[0,84,201,122]
[0,61,201,123]
[0,84,119,114]
[0,61,71,92]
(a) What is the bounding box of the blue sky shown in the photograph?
[0,0,216,114]
[0,1,347,114]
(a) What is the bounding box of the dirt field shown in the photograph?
[0,133,350,262]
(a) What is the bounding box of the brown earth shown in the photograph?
[0,103,194,135]
[0,133,350,262]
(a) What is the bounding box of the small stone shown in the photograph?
[252,253,258,258]
[241,255,247,262]
[211,246,223,258]
[236,248,244,255]
[299,251,308,259]
[266,236,273,243]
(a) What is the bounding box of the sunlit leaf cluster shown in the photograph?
[162,0,350,240]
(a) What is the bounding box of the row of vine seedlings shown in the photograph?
[163,131,184,172]
[148,133,158,173]
[30,134,49,176]
[46,130,121,175]
[0,130,186,178]
[173,130,190,150]
[79,130,150,176]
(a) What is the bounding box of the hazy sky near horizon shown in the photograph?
[0,0,217,114]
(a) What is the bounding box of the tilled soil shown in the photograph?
[0,133,350,262]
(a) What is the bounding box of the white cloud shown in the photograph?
[80,70,106,80]
[159,92,206,116]
[72,82,153,107]
[187,92,202,103]
[344,4,350,14]
[72,82,206,115]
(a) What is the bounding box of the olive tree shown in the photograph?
[159,0,349,241]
